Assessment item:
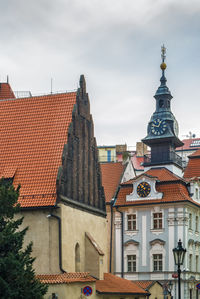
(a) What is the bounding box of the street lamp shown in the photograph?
[168,281,173,299]
[173,239,186,299]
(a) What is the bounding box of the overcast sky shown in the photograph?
[1,0,200,148]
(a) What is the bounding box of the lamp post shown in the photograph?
[168,281,173,299]
[173,239,186,299]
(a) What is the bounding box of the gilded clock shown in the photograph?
[137,182,151,198]
[151,118,167,136]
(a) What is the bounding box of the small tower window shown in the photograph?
[159,100,164,108]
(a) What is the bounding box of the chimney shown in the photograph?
[136,142,148,156]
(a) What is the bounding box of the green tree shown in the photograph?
[0,179,48,298]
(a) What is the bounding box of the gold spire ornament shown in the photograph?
[160,44,167,70]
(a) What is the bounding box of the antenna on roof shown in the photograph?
[7,75,9,83]
[51,78,53,94]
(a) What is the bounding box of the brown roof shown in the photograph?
[37,272,96,284]
[0,83,15,100]
[101,162,124,202]
[0,91,76,207]
[184,150,200,179]
[96,273,149,295]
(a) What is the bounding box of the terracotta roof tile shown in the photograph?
[96,273,149,295]
[37,272,96,284]
[123,168,184,185]
[189,149,200,158]
[134,280,156,289]
[184,150,200,178]
[0,83,15,100]
[131,155,144,170]
[101,162,124,202]
[116,181,194,206]
[0,92,76,207]
[176,138,200,151]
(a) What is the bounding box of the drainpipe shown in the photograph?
[47,214,66,273]
[109,199,114,273]
[116,207,124,278]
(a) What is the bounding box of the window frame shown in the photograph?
[127,254,137,272]
[153,212,163,229]
[153,254,163,272]
[127,214,137,231]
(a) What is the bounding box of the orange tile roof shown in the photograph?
[176,138,200,151]
[134,280,157,290]
[116,181,194,206]
[189,149,200,157]
[37,272,96,284]
[0,83,15,100]
[184,150,200,179]
[123,167,184,185]
[131,155,144,170]
[0,92,76,207]
[101,162,124,202]
[96,273,149,295]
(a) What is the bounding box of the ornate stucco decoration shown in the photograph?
[126,174,163,201]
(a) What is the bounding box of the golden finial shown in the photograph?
[160,44,167,70]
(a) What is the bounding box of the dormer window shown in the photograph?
[159,100,164,108]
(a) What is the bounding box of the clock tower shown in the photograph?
[142,46,183,175]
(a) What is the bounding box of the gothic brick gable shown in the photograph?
[58,75,106,216]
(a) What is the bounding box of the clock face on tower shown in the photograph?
[151,119,167,135]
[137,182,151,198]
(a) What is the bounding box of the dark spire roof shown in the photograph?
[154,45,172,100]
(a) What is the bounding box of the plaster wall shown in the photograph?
[148,283,165,299]
[100,295,148,299]
[98,147,116,163]
[20,209,60,274]
[60,204,108,278]
[44,282,96,299]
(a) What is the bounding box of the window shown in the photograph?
[153,254,162,271]
[196,256,199,273]
[196,216,199,232]
[127,214,136,231]
[196,188,199,199]
[107,150,111,162]
[75,243,80,272]
[189,213,192,230]
[153,213,162,229]
[127,255,136,272]
[189,254,192,271]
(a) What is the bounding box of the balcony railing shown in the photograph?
[143,151,183,168]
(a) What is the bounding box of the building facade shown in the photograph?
[112,47,200,299]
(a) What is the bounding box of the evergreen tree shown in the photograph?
[0,179,48,298]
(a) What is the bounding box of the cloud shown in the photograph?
[0,0,200,144]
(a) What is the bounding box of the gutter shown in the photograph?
[109,199,114,272]
[47,214,66,273]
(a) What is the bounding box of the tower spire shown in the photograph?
[154,44,171,98]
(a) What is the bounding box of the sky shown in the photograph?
[1,0,200,149]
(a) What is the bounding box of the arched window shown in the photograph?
[75,243,80,272]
